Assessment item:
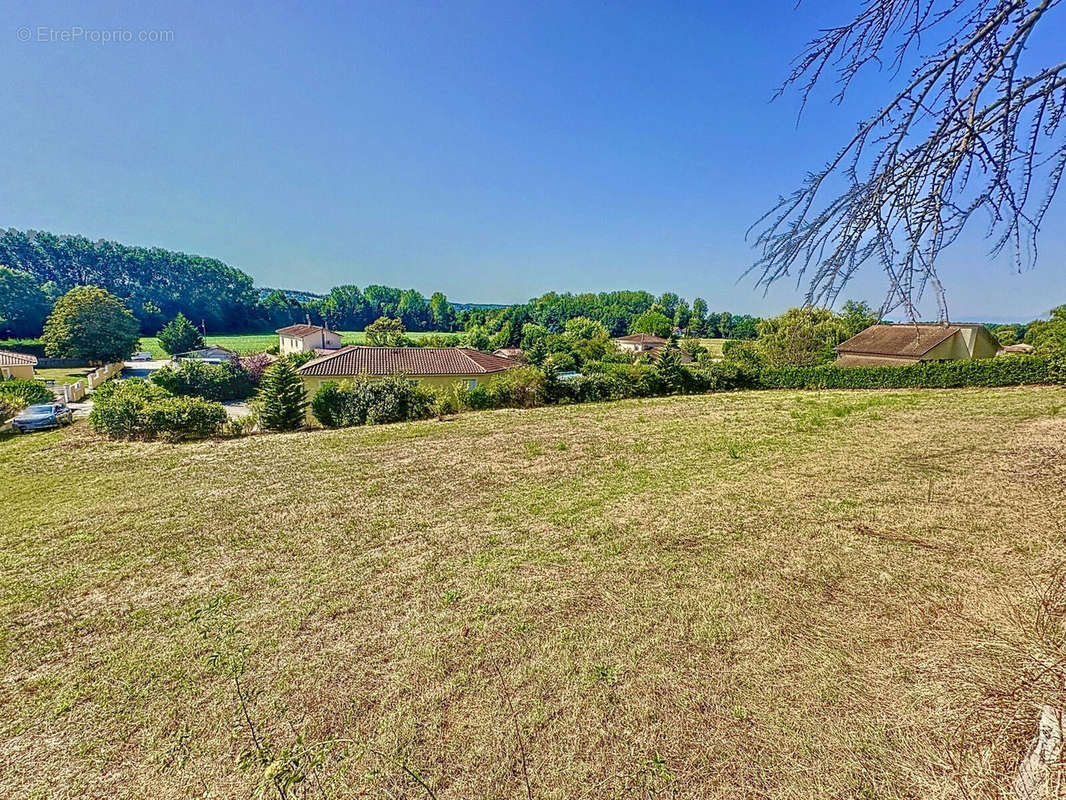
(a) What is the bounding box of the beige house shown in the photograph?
[297,346,516,395]
[614,333,667,354]
[835,323,1000,367]
[276,324,343,355]
[0,351,38,380]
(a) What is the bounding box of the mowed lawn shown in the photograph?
[136,330,450,358]
[1,387,1064,798]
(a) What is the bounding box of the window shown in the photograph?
[467,379,478,390]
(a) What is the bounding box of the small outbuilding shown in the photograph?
[276,324,342,355]
[835,323,1000,367]
[0,351,38,380]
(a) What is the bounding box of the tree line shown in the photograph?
[0,229,770,343]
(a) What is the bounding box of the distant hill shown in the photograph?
[256,287,326,303]
[452,302,509,312]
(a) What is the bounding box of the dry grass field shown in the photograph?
[2,387,1065,799]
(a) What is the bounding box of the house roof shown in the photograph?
[175,346,237,358]
[1000,343,1034,353]
[0,350,38,367]
[493,347,523,358]
[298,346,518,377]
[615,333,667,344]
[836,324,960,357]
[276,324,332,337]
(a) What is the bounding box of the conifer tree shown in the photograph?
[258,360,308,431]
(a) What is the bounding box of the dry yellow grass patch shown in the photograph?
[1,387,1064,799]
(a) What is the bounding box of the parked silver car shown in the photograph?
[11,403,74,433]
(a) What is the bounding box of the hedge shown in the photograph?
[760,355,1063,390]
[0,378,54,409]
[150,360,254,401]
[89,379,227,440]
[310,375,435,428]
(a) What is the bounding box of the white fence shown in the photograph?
[56,362,122,404]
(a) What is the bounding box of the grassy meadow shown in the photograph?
[2,386,1064,797]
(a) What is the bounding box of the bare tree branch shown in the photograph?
[749,0,1066,320]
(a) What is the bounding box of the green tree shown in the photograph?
[994,326,1019,346]
[756,307,849,368]
[42,286,140,363]
[838,300,878,338]
[672,299,691,331]
[464,325,491,351]
[157,312,205,355]
[1025,305,1066,356]
[428,292,456,330]
[630,311,673,338]
[0,266,50,338]
[653,346,686,392]
[689,297,708,336]
[258,360,307,431]
[365,316,407,347]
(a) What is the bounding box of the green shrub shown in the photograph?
[482,367,548,409]
[465,383,492,410]
[89,380,226,440]
[150,360,253,401]
[0,378,53,409]
[309,375,434,428]
[428,381,469,418]
[759,356,1057,390]
[1049,357,1066,385]
[0,397,18,422]
[143,396,229,441]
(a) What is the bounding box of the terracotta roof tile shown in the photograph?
[836,324,959,358]
[298,346,518,377]
[0,351,38,367]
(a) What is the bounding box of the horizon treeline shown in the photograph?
[0,228,761,340]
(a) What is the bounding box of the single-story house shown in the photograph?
[835,323,1000,367]
[172,346,238,365]
[276,324,342,355]
[0,351,38,380]
[614,333,667,354]
[493,347,524,361]
[297,346,517,394]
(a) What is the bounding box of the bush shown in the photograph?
[150,360,254,401]
[310,375,434,428]
[759,356,1058,390]
[481,367,548,409]
[283,350,319,368]
[0,378,53,409]
[239,353,276,385]
[89,380,226,441]
[0,397,19,422]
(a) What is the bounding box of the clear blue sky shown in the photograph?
[3,0,1064,320]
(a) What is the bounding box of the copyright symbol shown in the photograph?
[16,26,31,42]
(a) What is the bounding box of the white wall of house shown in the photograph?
[280,330,342,355]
